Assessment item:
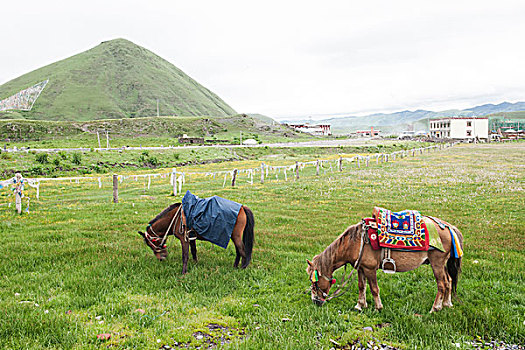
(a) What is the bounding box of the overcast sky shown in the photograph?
[1,0,524,120]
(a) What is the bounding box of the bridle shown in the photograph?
[311,220,367,302]
[145,206,184,253]
[310,270,336,300]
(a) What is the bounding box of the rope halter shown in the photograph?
[145,206,183,253]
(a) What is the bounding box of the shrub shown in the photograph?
[147,156,159,167]
[29,166,45,176]
[58,151,68,160]
[90,164,101,173]
[53,158,61,166]
[0,152,11,160]
[173,153,180,160]
[71,153,82,165]
[35,153,49,164]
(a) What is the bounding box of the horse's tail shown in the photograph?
[446,226,463,296]
[242,206,255,267]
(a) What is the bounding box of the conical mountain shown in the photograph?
[0,39,236,121]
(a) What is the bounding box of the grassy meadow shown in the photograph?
[0,142,523,349]
[0,139,428,179]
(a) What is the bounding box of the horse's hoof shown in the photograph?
[354,303,364,311]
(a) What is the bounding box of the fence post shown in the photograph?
[366,157,369,167]
[357,157,360,168]
[339,156,343,172]
[316,160,320,175]
[36,181,40,200]
[260,163,265,184]
[113,174,119,203]
[295,161,299,180]
[172,168,177,195]
[231,169,238,186]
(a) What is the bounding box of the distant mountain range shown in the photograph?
[283,101,525,134]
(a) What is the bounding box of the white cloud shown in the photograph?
[1,0,524,119]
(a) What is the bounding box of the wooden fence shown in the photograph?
[0,143,455,212]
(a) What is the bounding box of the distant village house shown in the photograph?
[355,127,381,137]
[429,116,488,140]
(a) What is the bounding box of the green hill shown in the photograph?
[0,39,236,121]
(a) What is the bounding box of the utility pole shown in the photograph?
[97,131,101,148]
[106,131,109,149]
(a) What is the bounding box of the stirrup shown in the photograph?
[382,258,396,274]
[381,248,396,274]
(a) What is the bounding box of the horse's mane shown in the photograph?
[149,203,181,225]
[312,223,360,275]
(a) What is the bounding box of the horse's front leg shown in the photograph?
[181,241,190,274]
[354,268,368,311]
[190,240,198,263]
[364,267,383,310]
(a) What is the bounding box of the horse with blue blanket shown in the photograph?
[139,191,254,274]
[306,207,463,313]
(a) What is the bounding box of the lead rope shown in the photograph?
[158,206,182,248]
[326,222,366,301]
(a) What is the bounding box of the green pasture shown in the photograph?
[0,143,523,349]
[0,114,309,149]
[0,140,429,179]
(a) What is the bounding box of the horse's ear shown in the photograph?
[138,231,145,237]
[306,259,313,267]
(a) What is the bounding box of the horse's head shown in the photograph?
[138,224,169,261]
[139,204,183,261]
[306,258,336,307]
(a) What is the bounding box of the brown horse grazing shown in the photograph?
[306,216,463,312]
[138,203,255,274]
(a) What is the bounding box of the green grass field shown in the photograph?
[0,143,523,349]
[0,140,429,179]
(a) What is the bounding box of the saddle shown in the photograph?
[364,207,432,273]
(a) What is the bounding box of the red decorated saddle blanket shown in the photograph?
[366,207,429,251]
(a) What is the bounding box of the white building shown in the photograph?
[242,138,258,145]
[287,123,331,136]
[429,117,488,140]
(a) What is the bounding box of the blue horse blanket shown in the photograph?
[182,191,242,249]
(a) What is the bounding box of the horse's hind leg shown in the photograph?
[190,240,198,263]
[442,266,453,308]
[430,259,447,312]
[231,235,246,268]
[354,268,368,311]
[233,246,241,268]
